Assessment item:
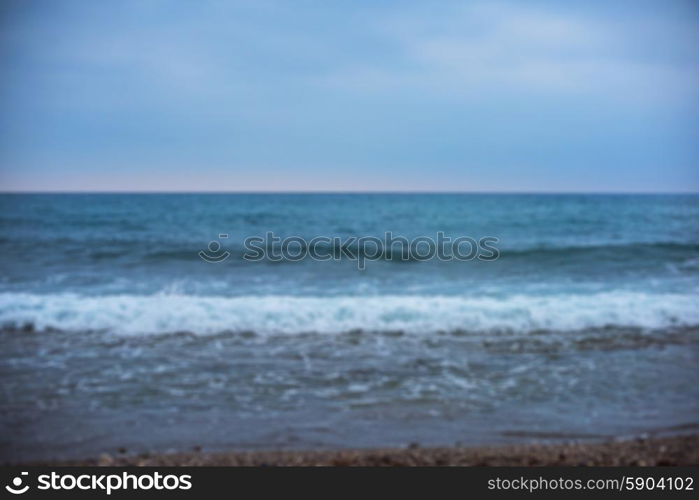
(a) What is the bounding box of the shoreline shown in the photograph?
[25,434,699,466]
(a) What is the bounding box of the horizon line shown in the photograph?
[0,190,698,195]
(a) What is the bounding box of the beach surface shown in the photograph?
[31,435,699,466]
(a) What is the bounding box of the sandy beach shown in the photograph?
[28,435,699,467]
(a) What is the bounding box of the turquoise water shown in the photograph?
[1,194,698,461]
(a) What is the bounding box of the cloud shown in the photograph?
[322,2,699,103]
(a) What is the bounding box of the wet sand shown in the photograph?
[33,434,699,466]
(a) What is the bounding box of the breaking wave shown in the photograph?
[0,291,697,336]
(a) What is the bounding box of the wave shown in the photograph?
[0,291,697,337]
[501,241,699,258]
[7,239,696,267]
[100,240,699,266]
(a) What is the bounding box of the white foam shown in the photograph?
[0,291,697,336]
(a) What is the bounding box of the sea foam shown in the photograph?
[0,291,697,336]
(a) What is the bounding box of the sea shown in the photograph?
[1,193,697,461]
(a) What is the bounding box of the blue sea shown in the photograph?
[1,193,698,461]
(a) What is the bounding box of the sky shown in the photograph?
[0,0,698,192]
